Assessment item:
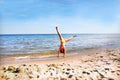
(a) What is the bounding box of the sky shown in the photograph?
[0,0,120,34]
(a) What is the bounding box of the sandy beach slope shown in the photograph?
[0,48,120,80]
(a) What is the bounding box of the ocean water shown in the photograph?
[0,34,120,56]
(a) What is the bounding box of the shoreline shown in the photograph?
[0,48,120,80]
[0,47,106,65]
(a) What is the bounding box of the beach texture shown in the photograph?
[0,48,120,80]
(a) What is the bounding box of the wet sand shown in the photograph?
[0,48,120,80]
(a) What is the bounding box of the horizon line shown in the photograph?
[0,33,120,35]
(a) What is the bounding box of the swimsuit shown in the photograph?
[60,39,66,44]
[59,39,66,53]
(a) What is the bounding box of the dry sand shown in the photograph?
[0,48,120,80]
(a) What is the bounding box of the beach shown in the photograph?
[1,0,120,79]
[0,34,120,80]
[0,48,120,80]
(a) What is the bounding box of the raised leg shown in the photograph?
[56,26,63,40]
[65,35,77,42]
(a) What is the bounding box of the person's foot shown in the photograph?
[73,35,77,37]
[56,26,58,29]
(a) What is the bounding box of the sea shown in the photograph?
[0,34,120,56]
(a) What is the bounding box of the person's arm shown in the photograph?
[65,35,77,42]
[56,26,63,40]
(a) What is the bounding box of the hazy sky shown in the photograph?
[0,0,120,34]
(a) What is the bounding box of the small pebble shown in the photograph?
[68,75,73,78]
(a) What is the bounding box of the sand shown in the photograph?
[0,48,120,80]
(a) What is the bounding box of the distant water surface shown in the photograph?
[0,34,120,56]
